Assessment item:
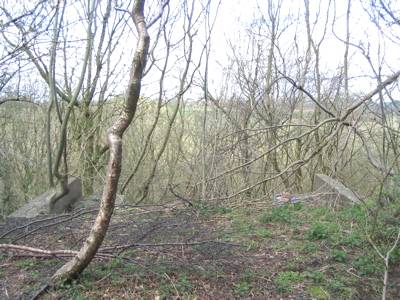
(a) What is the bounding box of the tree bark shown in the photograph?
[52,0,150,282]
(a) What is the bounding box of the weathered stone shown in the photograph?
[74,193,124,210]
[50,177,83,213]
[314,174,360,207]
[9,177,83,218]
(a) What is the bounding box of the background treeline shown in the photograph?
[0,0,399,216]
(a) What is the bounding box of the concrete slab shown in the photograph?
[314,174,360,207]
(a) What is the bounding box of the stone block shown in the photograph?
[50,177,83,213]
[9,177,83,218]
[314,174,360,207]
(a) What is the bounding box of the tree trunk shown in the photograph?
[52,0,150,282]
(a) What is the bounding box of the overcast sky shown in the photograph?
[198,0,400,100]
[1,0,399,102]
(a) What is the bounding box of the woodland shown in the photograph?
[0,0,400,299]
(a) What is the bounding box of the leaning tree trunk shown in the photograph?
[52,0,150,282]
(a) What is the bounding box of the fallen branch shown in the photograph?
[0,244,115,259]
[0,244,77,256]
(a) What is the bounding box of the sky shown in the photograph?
[204,0,400,98]
[0,0,399,102]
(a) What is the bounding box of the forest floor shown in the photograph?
[0,200,400,299]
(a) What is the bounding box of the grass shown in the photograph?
[2,200,400,299]
[330,249,347,262]
[275,271,305,294]
[233,281,252,297]
[15,258,37,269]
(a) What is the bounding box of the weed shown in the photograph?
[341,232,363,247]
[232,219,254,235]
[275,271,305,294]
[217,206,232,214]
[259,205,294,224]
[308,207,333,220]
[240,268,256,281]
[389,246,400,263]
[15,258,35,269]
[246,240,260,250]
[330,249,347,262]
[327,278,345,291]
[353,255,379,275]
[107,258,125,269]
[306,271,326,284]
[307,222,339,241]
[157,272,194,297]
[308,285,330,299]
[301,241,319,254]
[30,270,41,279]
[175,274,193,293]
[327,277,358,299]
[339,205,366,223]
[57,281,90,300]
[233,281,252,297]
[285,257,302,271]
[122,262,139,273]
[255,227,272,238]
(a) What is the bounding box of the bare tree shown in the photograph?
[52,0,150,282]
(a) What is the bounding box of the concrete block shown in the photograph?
[314,174,360,207]
[9,177,83,218]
